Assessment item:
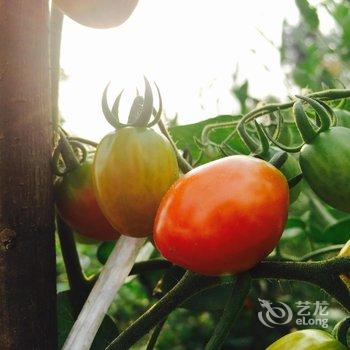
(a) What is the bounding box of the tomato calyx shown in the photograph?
[52,129,88,176]
[101,77,163,129]
[293,95,333,144]
[236,120,303,192]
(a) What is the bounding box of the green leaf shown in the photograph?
[322,218,350,244]
[232,80,249,114]
[97,241,116,265]
[57,291,119,349]
[295,0,319,30]
[183,284,232,311]
[169,115,249,165]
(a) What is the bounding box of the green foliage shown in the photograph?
[280,0,350,90]
[323,218,350,244]
[97,241,115,265]
[57,291,119,349]
[169,114,248,165]
[295,0,319,30]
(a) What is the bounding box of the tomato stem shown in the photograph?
[106,257,350,349]
[298,245,343,261]
[106,271,218,350]
[68,137,98,148]
[237,122,260,153]
[251,257,350,311]
[56,216,91,311]
[201,119,239,145]
[234,88,350,150]
[145,318,167,350]
[205,274,251,350]
[332,316,350,347]
[158,119,193,173]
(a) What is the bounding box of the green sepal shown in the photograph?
[254,121,270,156]
[102,83,126,129]
[133,77,153,127]
[148,83,163,127]
[127,96,144,124]
[261,124,304,153]
[293,100,318,144]
[296,95,331,132]
[269,151,288,169]
[288,173,303,189]
[315,99,337,126]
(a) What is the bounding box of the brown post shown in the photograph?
[0,1,56,349]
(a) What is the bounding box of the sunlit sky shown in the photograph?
[59,0,329,141]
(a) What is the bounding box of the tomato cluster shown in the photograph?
[54,78,350,349]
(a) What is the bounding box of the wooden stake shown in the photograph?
[62,236,146,350]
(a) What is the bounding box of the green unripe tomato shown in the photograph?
[299,127,350,213]
[334,109,350,128]
[267,329,347,350]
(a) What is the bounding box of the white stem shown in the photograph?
[62,236,146,350]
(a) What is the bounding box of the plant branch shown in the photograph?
[251,257,350,311]
[106,271,218,350]
[106,257,350,349]
[241,89,350,125]
[69,136,98,148]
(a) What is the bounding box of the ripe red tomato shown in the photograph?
[53,0,138,29]
[55,160,120,241]
[154,155,289,276]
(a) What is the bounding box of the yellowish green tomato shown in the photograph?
[267,329,347,350]
[93,127,179,237]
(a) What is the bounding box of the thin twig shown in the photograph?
[158,119,193,173]
[146,319,167,350]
